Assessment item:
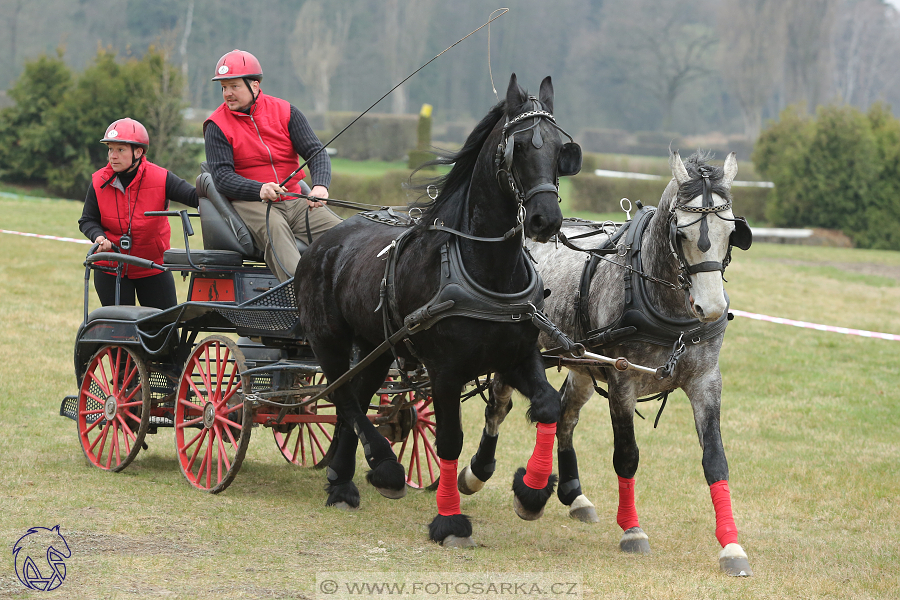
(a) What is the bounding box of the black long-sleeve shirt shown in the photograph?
[78,169,199,243]
[203,103,331,202]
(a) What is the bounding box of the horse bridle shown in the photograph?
[494,97,582,221]
[667,167,751,292]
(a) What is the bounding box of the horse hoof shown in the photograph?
[374,485,407,500]
[567,494,599,523]
[328,501,359,512]
[513,495,545,521]
[458,466,485,495]
[619,527,651,554]
[441,535,477,548]
[719,543,752,576]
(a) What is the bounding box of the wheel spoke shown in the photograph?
[86,370,111,399]
[182,427,205,450]
[215,425,232,471]
[177,415,204,429]
[92,421,111,454]
[186,428,208,471]
[219,416,240,451]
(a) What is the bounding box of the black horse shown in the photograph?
[294,74,580,546]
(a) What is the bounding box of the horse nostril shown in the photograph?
[693,303,704,318]
[530,214,546,231]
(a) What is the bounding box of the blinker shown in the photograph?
[557,142,582,176]
[729,216,752,250]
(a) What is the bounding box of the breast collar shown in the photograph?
[577,205,729,350]
[378,226,546,338]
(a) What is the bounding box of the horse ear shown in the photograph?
[539,76,554,113]
[506,73,525,113]
[670,150,690,186]
[723,151,738,188]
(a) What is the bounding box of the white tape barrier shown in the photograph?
[5,228,897,341]
[2,229,92,245]
[731,309,900,341]
[594,168,773,187]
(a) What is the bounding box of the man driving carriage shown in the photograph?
[78,118,199,309]
[203,49,342,282]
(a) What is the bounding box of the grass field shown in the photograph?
[1,193,899,599]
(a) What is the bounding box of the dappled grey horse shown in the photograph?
[458,151,754,575]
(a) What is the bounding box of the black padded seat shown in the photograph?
[196,164,311,259]
[87,305,162,323]
[163,248,244,267]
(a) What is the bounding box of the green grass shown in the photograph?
[1,193,900,599]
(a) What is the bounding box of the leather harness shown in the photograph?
[577,205,730,353]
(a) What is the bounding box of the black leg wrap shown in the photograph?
[470,430,499,482]
[428,513,473,543]
[325,425,358,483]
[354,414,396,468]
[556,448,583,506]
[511,467,558,515]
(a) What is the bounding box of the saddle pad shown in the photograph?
[360,208,413,227]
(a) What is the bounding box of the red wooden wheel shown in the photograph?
[174,335,252,493]
[392,392,438,489]
[77,345,150,472]
[272,372,336,467]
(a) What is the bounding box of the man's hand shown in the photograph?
[260,182,288,202]
[94,235,113,252]
[306,185,329,209]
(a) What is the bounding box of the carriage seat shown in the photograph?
[86,305,162,323]
[197,162,309,258]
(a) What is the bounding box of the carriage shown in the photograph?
[59,170,440,493]
[56,75,751,573]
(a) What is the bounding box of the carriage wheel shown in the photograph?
[77,345,151,472]
[174,335,252,493]
[393,392,439,489]
[272,372,336,467]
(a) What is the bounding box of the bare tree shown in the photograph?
[290,0,351,115]
[782,0,839,112]
[717,0,787,139]
[179,0,194,105]
[831,0,900,108]
[382,0,435,114]
[598,0,718,131]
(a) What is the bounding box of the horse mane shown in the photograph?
[663,150,733,213]
[409,101,507,247]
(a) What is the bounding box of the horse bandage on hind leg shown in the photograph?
[523,422,556,489]
[710,480,739,547]
[616,476,640,531]
[437,459,461,516]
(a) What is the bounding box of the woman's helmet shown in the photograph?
[212,49,263,81]
[100,118,149,149]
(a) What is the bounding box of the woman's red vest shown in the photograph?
[91,159,170,278]
[205,92,306,195]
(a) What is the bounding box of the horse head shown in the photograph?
[13,526,70,591]
[669,151,752,322]
[497,74,578,242]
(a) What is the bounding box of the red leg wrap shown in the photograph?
[616,476,640,531]
[522,422,557,489]
[436,459,460,516]
[710,480,739,547]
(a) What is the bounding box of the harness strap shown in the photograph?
[427,222,523,243]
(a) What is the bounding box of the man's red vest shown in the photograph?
[91,159,170,278]
[205,92,306,195]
